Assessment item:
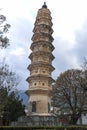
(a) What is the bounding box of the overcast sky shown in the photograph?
[0,0,87,90]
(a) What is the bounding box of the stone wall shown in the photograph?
[11,115,58,126]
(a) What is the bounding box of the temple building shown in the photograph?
[27,2,55,115]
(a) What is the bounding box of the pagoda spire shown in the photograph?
[27,3,55,115]
[42,1,47,8]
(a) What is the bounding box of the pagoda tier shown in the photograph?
[29,51,55,63]
[27,75,55,88]
[27,89,52,96]
[33,25,53,35]
[27,63,55,75]
[30,41,55,52]
[31,33,54,43]
[27,2,55,115]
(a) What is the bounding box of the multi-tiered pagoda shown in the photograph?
[27,2,55,115]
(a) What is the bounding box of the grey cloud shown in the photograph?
[52,37,78,79]
[53,20,87,79]
[74,20,87,63]
[8,18,33,47]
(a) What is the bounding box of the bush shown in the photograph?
[0,126,87,130]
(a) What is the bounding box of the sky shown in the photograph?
[0,0,87,90]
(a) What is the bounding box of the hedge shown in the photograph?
[0,126,87,130]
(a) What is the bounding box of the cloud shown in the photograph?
[53,19,87,78]
[52,37,79,79]
[9,48,25,56]
[74,20,87,63]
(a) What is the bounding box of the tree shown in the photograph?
[0,60,19,92]
[0,87,7,117]
[81,58,87,90]
[0,61,18,117]
[0,62,25,124]
[52,69,87,125]
[0,13,10,48]
[3,91,25,122]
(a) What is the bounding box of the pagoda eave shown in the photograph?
[26,89,52,96]
[27,63,55,72]
[30,41,55,51]
[29,51,55,60]
[26,75,55,83]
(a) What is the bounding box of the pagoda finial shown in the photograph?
[42,1,47,8]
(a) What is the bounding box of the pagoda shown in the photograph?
[11,3,57,126]
[27,2,55,115]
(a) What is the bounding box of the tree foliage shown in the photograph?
[0,62,25,123]
[52,68,87,125]
[0,61,18,117]
[0,61,19,92]
[0,14,10,48]
[3,91,25,122]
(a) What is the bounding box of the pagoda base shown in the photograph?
[11,114,57,126]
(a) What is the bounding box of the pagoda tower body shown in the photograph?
[27,2,55,115]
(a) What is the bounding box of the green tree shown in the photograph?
[0,61,18,117]
[0,87,7,117]
[3,91,25,122]
[52,69,87,125]
[0,14,10,48]
[0,62,25,124]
